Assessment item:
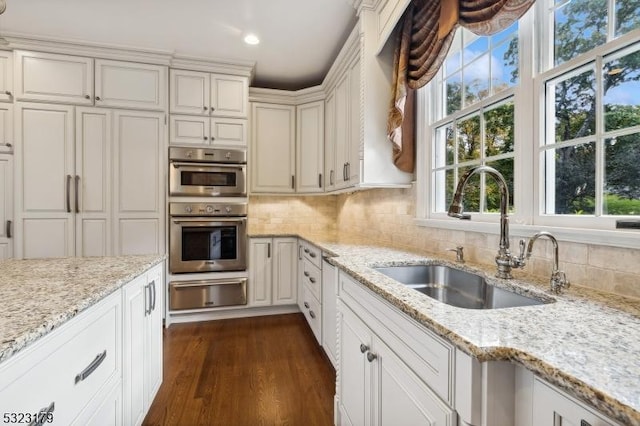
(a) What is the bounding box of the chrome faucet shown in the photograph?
[448,165,519,279]
[515,231,570,294]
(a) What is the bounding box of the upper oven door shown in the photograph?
[169,162,246,197]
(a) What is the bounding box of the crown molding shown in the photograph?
[171,55,255,80]
[249,86,324,105]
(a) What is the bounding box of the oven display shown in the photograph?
[181,170,237,187]
[181,226,238,261]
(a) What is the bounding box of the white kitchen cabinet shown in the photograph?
[0,289,122,426]
[15,50,167,110]
[332,73,350,190]
[122,263,163,426]
[324,90,336,190]
[0,154,13,259]
[321,259,338,368]
[296,101,324,193]
[249,237,297,307]
[170,113,247,148]
[15,104,164,258]
[298,240,323,344]
[170,69,248,118]
[0,50,13,103]
[0,103,14,153]
[250,103,296,193]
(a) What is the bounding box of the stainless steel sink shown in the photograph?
[373,264,546,309]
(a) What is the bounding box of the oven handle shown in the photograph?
[171,217,246,224]
[172,280,246,289]
[170,161,245,169]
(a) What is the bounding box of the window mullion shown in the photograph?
[595,54,605,217]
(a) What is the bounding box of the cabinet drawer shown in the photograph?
[301,284,322,344]
[301,258,322,300]
[211,117,247,147]
[169,115,209,145]
[340,271,454,404]
[300,240,322,268]
[0,291,121,425]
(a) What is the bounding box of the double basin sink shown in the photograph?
[374,264,547,309]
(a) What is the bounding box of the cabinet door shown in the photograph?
[15,50,93,104]
[95,60,167,111]
[348,57,361,183]
[75,108,111,257]
[170,115,210,146]
[145,265,163,410]
[272,237,298,305]
[0,104,13,153]
[324,91,336,191]
[0,51,13,102]
[321,260,338,367]
[113,110,164,256]
[170,69,210,115]
[338,304,373,426]
[15,103,75,258]
[0,154,12,259]
[122,274,148,426]
[296,101,324,193]
[249,238,273,306]
[334,73,350,190]
[211,117,247,148]
[250,103,296,193]
[211,74,248,118]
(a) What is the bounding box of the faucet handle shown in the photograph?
[446,246,465,263]
[510,239,527,268]
[551,270,570,294]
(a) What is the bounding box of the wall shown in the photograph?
[248,195,338,236]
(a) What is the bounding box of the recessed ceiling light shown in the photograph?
[244,34,260,45]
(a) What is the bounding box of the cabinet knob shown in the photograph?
[309,310,316,319]
[84,94,90,99]
[203,106,208,111]
[203,136,208,140]
[304,302,310,309]
[4,90,11,96]
[359,343,368,353]
[304,271,310,277]
[95,96,101,101]
[366,352,377,362]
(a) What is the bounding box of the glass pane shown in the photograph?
[492,38,519,95]
[446,72,462,115]
[485,101,515,157]
[457,115,481,162]
[604,49,640,132]
[486,158,515,213]
[434,124,455,168]
[554,0,608,66]
[464,36,488,65]
[547,142,596,214]
[445,50,461,76]
[446,169,455,210]
[457,166,481,213]
[616,0,640,37]
[604,133,640,215]
[464,54,491,105]
[550,68,596,143]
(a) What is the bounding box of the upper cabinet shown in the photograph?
[14,50,167,111]
[169,69,248,118]
[0,51,14,103]
[0,153,13,260]
[296,101,324,193]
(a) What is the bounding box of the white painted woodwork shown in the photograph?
[0,290,122,426]
[0,154,13,259]
[324,91,336,190]
[75,381,123,426]
[301,257,322,300]
[15,103,75,258]
[321,259,338,368]
[170,69,210,115]
[211,74,248,118]
[296,101,324,193]
[0,104,14,152]
[95,59,167,111]
[112,110,164,256]
[15,50,94,105]
[272,237,298,305]
[333,73,350,190]
[301,283,322,342]
[532,377,619,426]
[249,238,273,307]
[170,115,209,146]
[0,51,13,103]
[374,0,412,54]
[348,56,361,182]
[75,108,111,257]
[210,117,247,147]
[250,103,296,193]
[122,264,164,426]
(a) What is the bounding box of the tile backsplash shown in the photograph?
[249,187,640,299]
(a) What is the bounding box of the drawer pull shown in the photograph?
[580,421,592,426]
[304,302,310,309]
[304,271,310,277]
[309,252,317,258]
[28,401,55,426]
[309,277,316,284]
[309,310,316,319]
[366,352,377,362]
[359,343,368,353]
[304,248,309,254]
[75,350,107,384]
[150,280,157,312]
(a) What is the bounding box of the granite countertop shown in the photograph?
[250,231,640,425]
[0,255,165,364]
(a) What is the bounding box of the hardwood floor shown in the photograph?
[143,313,336,426]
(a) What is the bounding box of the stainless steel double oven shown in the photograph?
[168,147,249,311]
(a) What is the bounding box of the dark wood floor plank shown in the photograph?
[143,313,336,426]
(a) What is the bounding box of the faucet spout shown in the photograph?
[524,231,570,293]
[448,165,515,278]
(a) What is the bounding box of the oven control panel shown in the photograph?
[170,202,247,217]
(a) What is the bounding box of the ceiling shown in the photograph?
[0,0,358,90]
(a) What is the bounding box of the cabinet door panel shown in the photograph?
[334,74,350,189]
[296,101,324,193]
[170,115,209,146]
[23,218,73,258]
[273,238,297,305]
[211,117,247,147]
[15,50,93,104]
[118,219,160,256]
[0,51,13,103]
[170,69,209,115]
[145,266,163,408]
[79,219,108,257]
[0,104,12,151]
[249,238,273,306]
[324,92,336,191]
[95,60,167,111]
[348,57,361,183]
[0,155,12,243]
[211,75,248,118]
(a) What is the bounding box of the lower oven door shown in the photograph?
[170,279,247,310]
[170,217,247,273]
[169,162,246,197]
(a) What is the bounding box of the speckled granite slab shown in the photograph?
[250,231,640,425]
[0,255,164,364]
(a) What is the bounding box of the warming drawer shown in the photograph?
[169,278,247,310]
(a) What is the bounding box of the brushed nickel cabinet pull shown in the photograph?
[4,90,11,96]
[66,175,72,213]
[75,350,107,384]
[318,173,322,188]
[291,175,295,189]
[74,175,80,213]
[309,310,316,319]
[330,170,334,185]
[5,220,11,238]
[151,280,156,311]
[366,352,377,362]
[95,96,101,101]
[267,242,271,258]
[304,302,310,309]
[359,344,368,353]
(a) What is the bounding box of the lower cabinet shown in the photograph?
[248,237,297,307]
[321,259,338,367]
[123,263,163,426]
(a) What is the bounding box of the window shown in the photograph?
[420,0,640,238]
